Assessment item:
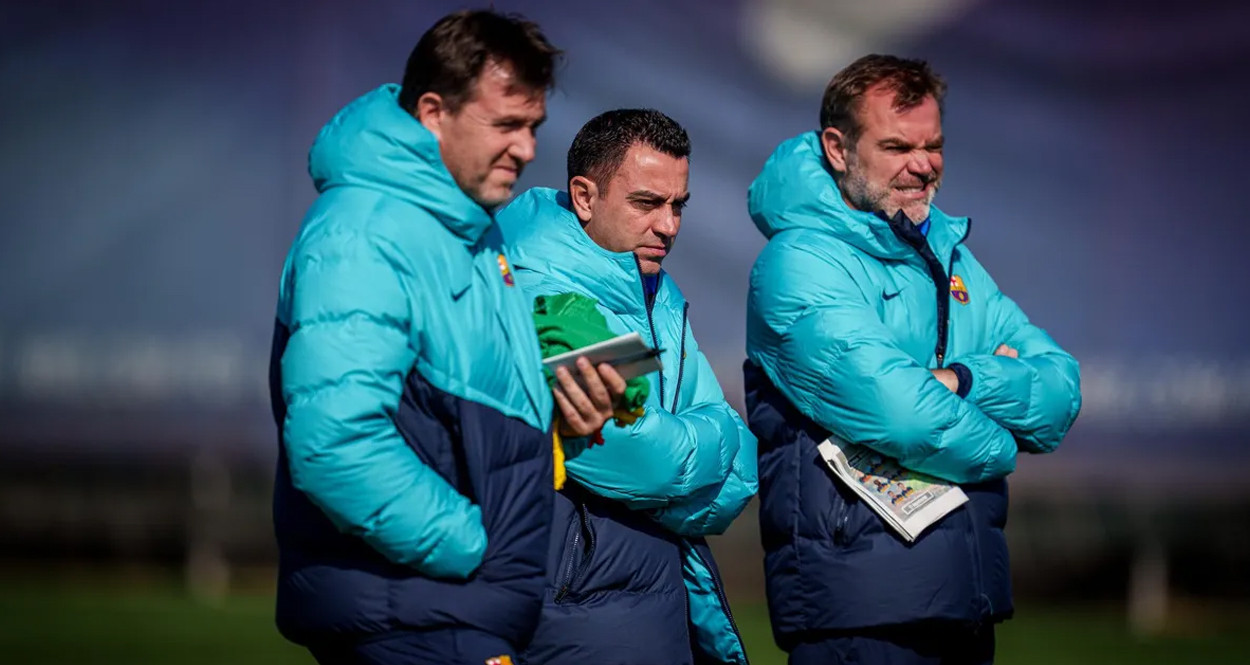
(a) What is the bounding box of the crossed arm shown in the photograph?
[942,285,1082,453]
[563,345,758,537]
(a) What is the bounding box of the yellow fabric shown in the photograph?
[551,407,645,489]
[552,426,567,490]
[613,407,644,427]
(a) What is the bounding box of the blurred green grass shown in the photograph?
[0,579,1244,665]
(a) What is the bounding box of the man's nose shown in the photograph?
[908,152,934,177]
[510,132,537,165]
[653,207,679,238]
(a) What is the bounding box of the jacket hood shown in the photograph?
[499,187,669,317]
[308,84,493,243]
[747,131,967,260]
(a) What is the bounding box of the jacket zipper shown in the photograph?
[670,302,690,413]
[554,502,596,603]
[898,219,988,617]
[889,218,969,368]
[632,261,742,651]
[690,543,749,664]
[636,257,665,407]
[941,221,973,367]
[968,507,988,621]
[922,248,951,368]
[554,523,580,603]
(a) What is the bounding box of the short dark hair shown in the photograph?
[567,109,691,188]
[398,9,561,113]
[819,54,946,145]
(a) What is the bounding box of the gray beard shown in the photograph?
[841,166,889,216]
[840,155,939,223]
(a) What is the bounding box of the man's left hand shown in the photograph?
[553,357,627,437]
[931,368,959,393]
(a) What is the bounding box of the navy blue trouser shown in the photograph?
[789,622,995,665]
[308,628,516,665]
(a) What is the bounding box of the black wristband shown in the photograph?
[949,363,973,398]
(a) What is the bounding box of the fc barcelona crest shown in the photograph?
[950,275,970,305]
[497,253,515,287]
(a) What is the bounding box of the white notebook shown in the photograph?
[542,332,662,382]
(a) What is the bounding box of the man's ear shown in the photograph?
[820,126,851,175]
[568,175,598,224]
[415,92,448,140]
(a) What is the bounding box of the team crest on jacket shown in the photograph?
[497,253,515,287]
[485,657,514,665]
[950,275,970,305]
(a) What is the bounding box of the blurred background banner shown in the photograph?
[2,1,1248,663]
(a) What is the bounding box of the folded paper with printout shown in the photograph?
[817,437,969,542]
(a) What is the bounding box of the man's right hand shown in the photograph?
[994,343,1019,358]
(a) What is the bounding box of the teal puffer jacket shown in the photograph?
[499,187,757,665]
[747,132,1081,483]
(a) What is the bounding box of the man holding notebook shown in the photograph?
[743,55,1082,664]
[498,109,758,665]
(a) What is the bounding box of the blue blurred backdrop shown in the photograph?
[1,2,1248,659]
[4,0,1247,467]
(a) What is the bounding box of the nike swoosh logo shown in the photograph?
[882,290,903,301]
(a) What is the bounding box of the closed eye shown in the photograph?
[627,190,690,214]
[495,116,546,133]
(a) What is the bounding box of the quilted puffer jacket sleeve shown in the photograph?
[563,352,747,511]
[951,268,1082,454]
[280,227,486,578]
[513,273,752,517]
[749,242,1018,484]
[646,348,759,536]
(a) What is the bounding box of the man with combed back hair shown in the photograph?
[744,54,1082,664]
